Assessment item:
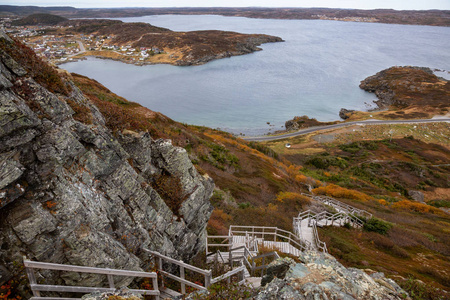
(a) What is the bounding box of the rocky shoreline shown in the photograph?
[58,33,282,66]
[282,66,449,133]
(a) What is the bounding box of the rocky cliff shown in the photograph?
[0,31,213,291]
[257,254,409,300]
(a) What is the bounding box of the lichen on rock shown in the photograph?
[0,31,214,295]
[256,251,409,300]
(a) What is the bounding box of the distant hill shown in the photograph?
[0,5,76,17]
[1,5,448,26]
[11,13,68,26]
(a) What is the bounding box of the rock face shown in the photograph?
[256,254,409,300]
[0,33,213,291]
[339,108,355,120]
[408,190,425,203]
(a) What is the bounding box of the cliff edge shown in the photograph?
[0,31,213,291]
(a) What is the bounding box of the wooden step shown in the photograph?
[160,287,182,299]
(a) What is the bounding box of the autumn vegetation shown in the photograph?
[3,36,448,299]
[70,69,449,298]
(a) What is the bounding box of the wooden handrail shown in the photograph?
[144,249,212,294]
[211,265,246,284]
[301,193,372,219]
[24,257,159,300]
[145,249,211,275]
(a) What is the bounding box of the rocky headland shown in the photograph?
[283,66,449,132]
[0,29,213,293]
[14,17,284,66]
[358,66,449,117]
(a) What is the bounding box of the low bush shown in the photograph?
[339,140,378,154]
[312,184,372,201]
[151,174,186,218]
[369,232,410,258]
[427,199,450,208]
[363,218,393,235]
[190,282,253,300]
[392,200,443,214]
[0,37,70,95]
[306,154,348,169]
[399,276,448,300]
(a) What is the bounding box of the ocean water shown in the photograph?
[62,15,450,135]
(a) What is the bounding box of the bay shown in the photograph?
[62,15,450,135]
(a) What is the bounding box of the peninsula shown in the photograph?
[283,66,450,134]
[5,15,283,66]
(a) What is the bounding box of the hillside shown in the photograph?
[2,6,450,26]
[22,18,283,66]
[0,32,449,299]
[70,64,450,297]
[11,13,67,26]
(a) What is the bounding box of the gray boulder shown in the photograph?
[339,108,355,120]
[256,251,410,300]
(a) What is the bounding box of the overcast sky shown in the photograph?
[2,0,449,10]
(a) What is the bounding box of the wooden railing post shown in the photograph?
[252,257,256,276]
[158,257,164,288]
[107,274,115,289]
[152,276,159,300]
[180,265,185,294]
[24,257,41,298]
[205,270,212,288]
[261,256,266,277]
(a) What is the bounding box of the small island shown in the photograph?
[7,14,283,66]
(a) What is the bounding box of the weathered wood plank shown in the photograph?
[145,250,211,275]
[211,266,245,284]
[30,284,159,295]
[24,261,157,278]
[158,270,207,291]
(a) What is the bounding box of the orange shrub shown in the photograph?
[378,199,388,206]
[276,192,309,204]
[312,184,372,201]
[208,209,232,235]
[392,200,442,214]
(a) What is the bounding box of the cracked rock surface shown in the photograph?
[0,32,213,293]
[257,253,409,300]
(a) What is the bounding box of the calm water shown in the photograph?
[62,15,450,135]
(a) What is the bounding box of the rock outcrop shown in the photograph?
[284,115,337,131]
[257,254,409,300]
[0,32,213,292]
[359,66,449,109]
[339,108,355,120]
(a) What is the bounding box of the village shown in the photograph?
[0,17,165,65]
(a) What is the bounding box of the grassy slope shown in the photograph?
[3,31,448,299]
[263,125,450,296]
[71,71,450,296]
